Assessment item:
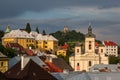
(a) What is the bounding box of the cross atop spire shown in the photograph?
[88,22,92,34]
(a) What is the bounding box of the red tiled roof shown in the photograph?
[60,43,69,50]
[103,41,117,46]
[6,43,25,54]
[45,61,62,72]
[6,43,35,56]
[95,42,99,47]
[24,48,34,56]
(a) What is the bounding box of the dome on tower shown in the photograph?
[85,24,95,38]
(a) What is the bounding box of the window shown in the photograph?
[89,45,91,50]
[36,46,38,48]
[29,40,31,42]
[76,63,80,70]
[0,62,4,67]
[26,39,28,42]
[77,63,79,66]
[44,41,47,44]
[101,49,103,53]
[89,41,91,43]
[77,49,79,53]
[88,61,92,66]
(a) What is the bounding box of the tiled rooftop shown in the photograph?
[103,41,117,46]
[35,34,58,41]
[3,29,34,38]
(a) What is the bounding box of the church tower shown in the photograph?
[85,24,95,53]
[75,44,82,56]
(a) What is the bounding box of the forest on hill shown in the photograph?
[50,30,101,46]
[50,30,85,45]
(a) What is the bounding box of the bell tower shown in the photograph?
[85,24,95,53]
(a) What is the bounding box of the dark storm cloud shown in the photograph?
[0,0,120,19]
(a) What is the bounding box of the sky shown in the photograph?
[0,0,120,44]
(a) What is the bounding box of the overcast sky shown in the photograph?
[0,0,120,44]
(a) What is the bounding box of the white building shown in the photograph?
[103,41,118,56]
[69,26,108,71]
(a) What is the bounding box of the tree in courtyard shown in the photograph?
[25,23,31,33]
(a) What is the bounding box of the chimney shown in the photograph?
[49,56,52,62]
[29,46,32,50]
[21,56,24,70]
[63,69,69,74]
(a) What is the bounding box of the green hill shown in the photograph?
[50,30,85,45]
[50,30,102,46]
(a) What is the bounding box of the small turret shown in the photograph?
[5,25,10,33]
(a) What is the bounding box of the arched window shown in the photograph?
[101,49,103,53]
[89,44,91,50]
[77,49,79,53]
[76,63,80,70]
[77,63,79,66]
[88,61,92,66]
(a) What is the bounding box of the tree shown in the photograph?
[6,48,17,58]
[42,30,46,35]
[0,30,4,42]
[35,26,39,33]
[25,23,31,33]
[109,55,120,64]
[0,44,16,58]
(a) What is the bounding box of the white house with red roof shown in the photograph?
[103,41,118,56]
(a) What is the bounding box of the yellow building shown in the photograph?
[0,52,9,73]
[57,50,67,56]
[2,29,36,49]
[36,34,58,52]
[69,25,108,71]
[2,29,58,53]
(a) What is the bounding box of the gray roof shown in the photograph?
[52,58,74,71]
[90,64,120,72]
[9,56,46,69]
[3,29,34,39]
[35,34,58,41]
[52,71,120,80]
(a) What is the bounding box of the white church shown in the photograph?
[69,25,108,71]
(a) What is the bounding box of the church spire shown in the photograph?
[88,23,92,34]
